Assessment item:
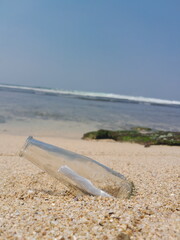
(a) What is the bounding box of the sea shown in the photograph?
[0,84,180,138]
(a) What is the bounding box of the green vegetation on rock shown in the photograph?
[82,127,180,146]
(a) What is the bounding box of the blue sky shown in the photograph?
[0,0,180,100]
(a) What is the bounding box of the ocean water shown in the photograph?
[0,84,180,138]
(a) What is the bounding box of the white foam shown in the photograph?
[0,84,180,106]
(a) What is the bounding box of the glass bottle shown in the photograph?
[20,136,134,198]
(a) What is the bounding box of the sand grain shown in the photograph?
[0,134,179,239]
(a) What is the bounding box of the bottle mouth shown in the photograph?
[19,136,33,157]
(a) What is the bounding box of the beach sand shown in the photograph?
[0,134,179,239]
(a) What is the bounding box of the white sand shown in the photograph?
[0,134,179,239]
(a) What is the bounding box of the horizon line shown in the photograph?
[0,83,180,106]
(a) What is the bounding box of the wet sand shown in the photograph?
[0,134,179,239]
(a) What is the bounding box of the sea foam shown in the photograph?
[0,84,180,106]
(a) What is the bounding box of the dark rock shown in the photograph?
[82,127,180,146]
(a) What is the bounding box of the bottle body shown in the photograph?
[20,137,133,198]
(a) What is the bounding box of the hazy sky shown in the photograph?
[0,0,180,100]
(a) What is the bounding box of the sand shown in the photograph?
[0,134,179,239]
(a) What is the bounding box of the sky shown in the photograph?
[0,0,180,100]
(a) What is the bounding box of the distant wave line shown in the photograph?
[0,84,180,106]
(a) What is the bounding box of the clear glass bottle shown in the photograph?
[20,136,134,198]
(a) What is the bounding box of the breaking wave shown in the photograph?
[0,83,180,107]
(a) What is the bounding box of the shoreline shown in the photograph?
[0,119,96,139]
[0,133,179,239]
